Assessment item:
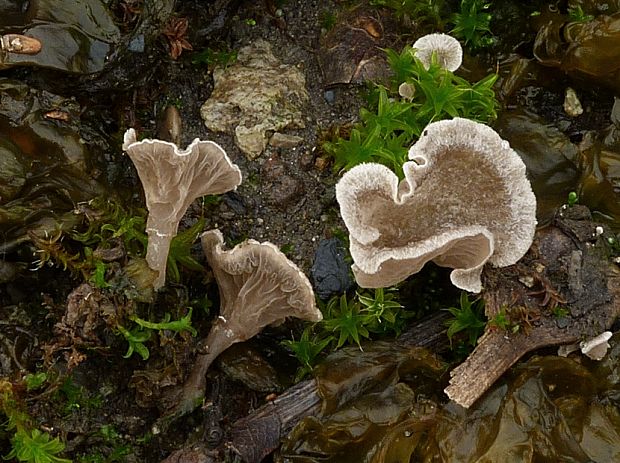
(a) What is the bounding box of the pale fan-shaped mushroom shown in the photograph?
[175,229,321,415]
[412,33,463,72]
[336,117,537,293]
[122,129,242,290]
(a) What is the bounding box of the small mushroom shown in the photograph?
[412,33,463,71]
[122,129,242,290]
[398,82,415,101]
[336,117,537,293]
[580,331,613,361]
[175,229,321,414]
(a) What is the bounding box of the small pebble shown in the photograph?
[128,34,145,53]
[324,90,335,104]
[563,87,583,117]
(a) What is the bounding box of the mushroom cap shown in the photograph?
[123,128,242,228]
[336,117,537,293]
[202,229,321,336]
[122,128,242,289]
[169,229,320,419]
[412,33,463,72]
[580,331,613,361]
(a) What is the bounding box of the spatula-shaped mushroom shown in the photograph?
[122,129,242,290]
[174,229,321,415]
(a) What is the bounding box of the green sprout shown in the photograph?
[5,429,71,463]
[323,44,498,178]
[131,309,198,336]
[284,287,411,378]
[282,327,333,381]
[167,219,206,283]
[117,325,151,361]
[31,197,208,290]
[322,294,370,349]
[1,380,71,463]
[450,0,494,50]
[488,309,510,331]
[318,288,411,350]
[23,373,47,392]
[444,292,486,347]
[607,235,620,255]
[551,306,570,318]
[118,309,198,360]
[319,10,338,31]
[567,5,594,23]
[58,378,102,414]
[357,287,411,335]
[191,48,238,68]
[567,191,578,207]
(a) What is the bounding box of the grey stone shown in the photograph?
[269,132,303,149]
[311,238,354,300]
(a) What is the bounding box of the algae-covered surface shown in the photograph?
[280,339,620,462]
[1,0,620,461]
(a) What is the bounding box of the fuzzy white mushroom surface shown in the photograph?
[336,117,537,293]
[412,33,463,72]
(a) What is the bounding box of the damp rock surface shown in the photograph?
[311,238,354,300]
[200,39,309,159]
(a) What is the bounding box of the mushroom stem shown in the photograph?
[145,221,178,291]
[176,319,238,414]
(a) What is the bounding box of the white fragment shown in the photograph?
[398,82,415,101]
[564,87,583,117]
[580,331,613,361]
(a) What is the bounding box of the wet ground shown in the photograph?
[2,0,620,461]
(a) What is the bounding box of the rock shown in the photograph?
[317,8,391,86]
[262,155,304,209]
[269,175,304,209]
[563,87,583,117]
[269,132,303,149]
[217,344,284,393]
[299,149,315,169]
[200,39,309,159]
[222,192,247,215]
[311,238,354,300]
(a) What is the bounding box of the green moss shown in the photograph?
[323,44,498,178]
